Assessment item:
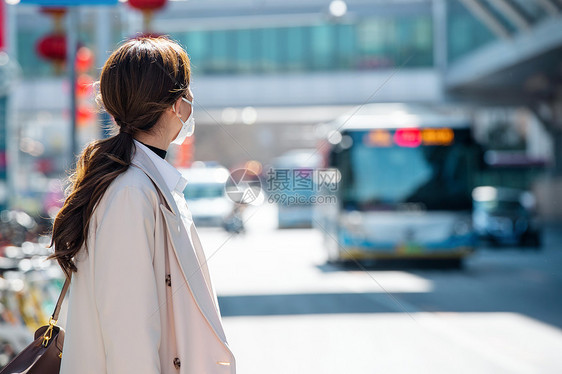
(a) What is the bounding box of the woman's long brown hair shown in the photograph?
[48,36,191,279]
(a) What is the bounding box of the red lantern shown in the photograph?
[128,0,167,11]
[76,105,95,127]
[36,33,66,61]
[128,0,167,32]
[76,74,94,98]
[76,46,94,73]
[36,6,68,74]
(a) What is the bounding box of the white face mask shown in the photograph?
[171,96,195,145]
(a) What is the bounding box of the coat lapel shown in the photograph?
[130,145,228,344]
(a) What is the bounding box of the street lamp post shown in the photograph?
[66,6,77,167]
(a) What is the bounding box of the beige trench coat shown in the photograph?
[59,144,236,374]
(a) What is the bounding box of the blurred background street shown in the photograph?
[0,0,561,372]
[206,204,562,374]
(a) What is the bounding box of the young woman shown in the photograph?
[49,36,236,373]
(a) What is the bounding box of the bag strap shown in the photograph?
[40,275,71,347]
[51,275,71,322]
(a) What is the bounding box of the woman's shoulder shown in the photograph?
[86,165,161,239]
[100,165,160,209]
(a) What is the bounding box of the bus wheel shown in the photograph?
[327,258,357,269]
[326,240,342,265]
[326,252,357,268]
[520,231,542,250]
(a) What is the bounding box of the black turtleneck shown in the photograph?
[139,141,167,160]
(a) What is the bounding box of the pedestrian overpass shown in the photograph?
[446,0,562,139]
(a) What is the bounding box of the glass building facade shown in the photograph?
[170,16,434,75]
[17,15,435,77]
[447,1,496,63]
[18,2,539,77]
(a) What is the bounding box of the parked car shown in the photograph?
[179,165,234,227]
[472,186,541,248]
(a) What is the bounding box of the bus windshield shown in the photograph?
[337,128,477,211]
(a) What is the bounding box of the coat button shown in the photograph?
[173,357,181,369]
[165,274,171,287]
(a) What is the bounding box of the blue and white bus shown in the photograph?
[314,104,481,267]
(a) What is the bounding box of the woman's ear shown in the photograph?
[171,97,182,116]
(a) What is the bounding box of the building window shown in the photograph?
[171,15,434,76]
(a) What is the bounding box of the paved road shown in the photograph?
[198,204,562,374]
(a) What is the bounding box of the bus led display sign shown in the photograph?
[365,128,454,147]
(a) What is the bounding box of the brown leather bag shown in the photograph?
[0,276,71,374]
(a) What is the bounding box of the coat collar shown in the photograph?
[134,140,187,195]
[129,144,229,345]
[130,143,181,217]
